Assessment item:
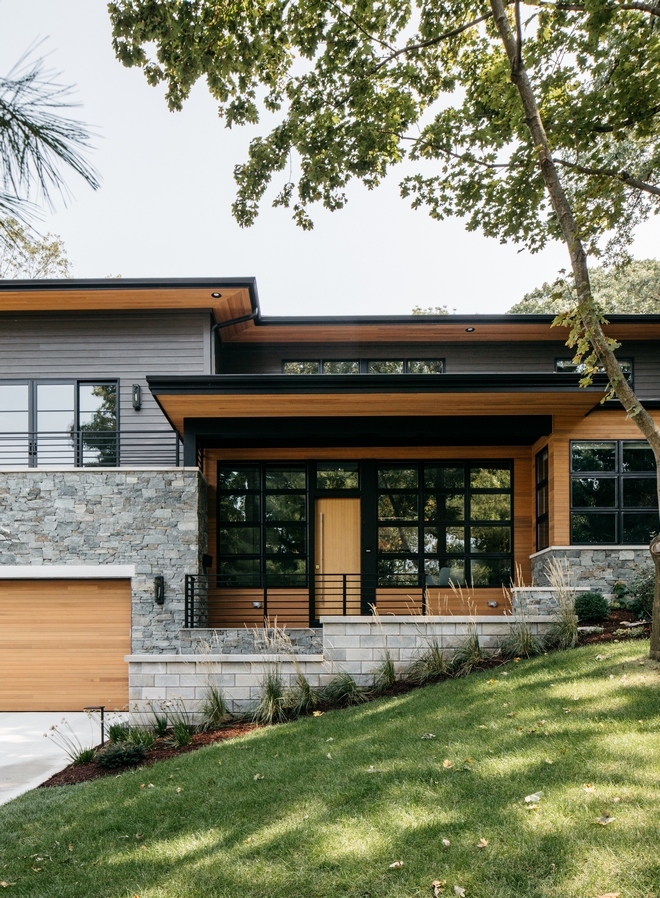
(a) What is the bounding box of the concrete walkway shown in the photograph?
[0,712,107,805]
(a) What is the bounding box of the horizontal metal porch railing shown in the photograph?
[0,430,182,468]
[184,573,432,628]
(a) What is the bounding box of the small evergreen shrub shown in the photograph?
[628,569,654,620]
[574,590,609,623]
[98,742,147,769]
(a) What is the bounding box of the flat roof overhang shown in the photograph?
[147,373,609,436]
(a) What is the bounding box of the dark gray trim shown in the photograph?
[148,372,609,396]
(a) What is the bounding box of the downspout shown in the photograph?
[210,310,259,373]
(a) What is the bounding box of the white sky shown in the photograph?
[1,1,657,316]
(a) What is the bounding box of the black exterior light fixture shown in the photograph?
[154,575,165,605]
[211,292,222,298]
[465,327,476,333]
[132,383,142,410]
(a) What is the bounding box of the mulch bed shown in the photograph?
[39,612,650,790]
[39,722,259,789]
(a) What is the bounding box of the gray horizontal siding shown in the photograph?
[220,341,660,399]
[0,310,210,431]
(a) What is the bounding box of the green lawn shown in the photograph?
[2,641,659,898]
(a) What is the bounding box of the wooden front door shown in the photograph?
[314,498,361,616]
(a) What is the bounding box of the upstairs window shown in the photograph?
[556,358,633,386]
[570,440,658,544]
[283,359,444,374]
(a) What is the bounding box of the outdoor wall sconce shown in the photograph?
[132,383,142,410]
[202,554,213,569]
[154,575,165,605]
[487,600,499,608]
[252,601,262,609]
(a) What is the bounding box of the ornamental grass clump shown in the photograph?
[406,638,448,684]
[499,618,545,659]
[323,670,369,706]
[44,718,97,766]
[544,558,579,650]
[127,727,156,750]
[199,682,227,731]
[450,624,489,677]
[107,722,130,744]
[372,650,397,693]
[287,668,320,716]
[253,667,288,725]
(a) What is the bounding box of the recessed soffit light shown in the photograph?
[465,327,475,332]
[211,292,222,298]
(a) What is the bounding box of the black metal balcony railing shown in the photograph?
[0,430,182,468]
[184,573,433,628]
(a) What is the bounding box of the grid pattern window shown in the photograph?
[316,462,359,490]
[282,359,444,374]
[0,381,117,468]
[570,441,658,544]
[536,447,549,551]
[556,358,633,385]
[217,464,307,585]
[376,462,513,587]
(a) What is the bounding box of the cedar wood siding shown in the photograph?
[0,309,211,431]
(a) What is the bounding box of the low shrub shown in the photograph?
[628,569,655,620]
[407,639,447,684]
[323,671,369,706]
[98,742,147,769]
[574,590,609,623]
[499,620,545,659]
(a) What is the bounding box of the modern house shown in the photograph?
[0,278,658,712]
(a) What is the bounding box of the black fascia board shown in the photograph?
[187,414,553,448]
[256,312,660,326]
[147,372,610,396]
[0,276,261,318]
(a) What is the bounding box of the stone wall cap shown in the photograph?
[126,653,325,663]
[0,466,200,474]
[530,545,648,558]
[0,564,136,579]
[320,615,526,624]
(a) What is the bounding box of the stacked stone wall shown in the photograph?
[0,468,207,653]
[531,547,652,594]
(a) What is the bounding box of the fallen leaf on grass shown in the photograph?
[312,711,324,717]
[432,879,447,896]
[31,868,41,873]
[253,774,264,781]
[477,838,489,848]
[421,733,436,739]
[506,712,516,718]
[139,845,147,851]
[443,760,454,769]
[139,783,146,789]
[389,860,404,868]
[68,845,73,852]
[0,883,16,888]
[584,784,596,793]
[596,893,620,897]
[454,886,466,897]
[545,758,553,764]
[176,786,184,792]
[525,791,542,803]
[594,815,615,826]
[326,753,333,760]
[147,783,154,788]
[487,679,496,684]
[326,737,334,742]
[442,838,451,848]
[613,797,621,803]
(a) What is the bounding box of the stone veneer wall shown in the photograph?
[179,627,323,655]
[128,615,554,714]
[0,468,207,653]
[530,546,652,594]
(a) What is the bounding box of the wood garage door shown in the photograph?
[0,579,131,711]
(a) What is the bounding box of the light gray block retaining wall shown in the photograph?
[127,615,554,714]
[531,546,652,593]
[0,468,207,653]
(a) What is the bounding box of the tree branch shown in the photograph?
[324,0,396,52]
[553,158,660,196]
[540,0,660,16]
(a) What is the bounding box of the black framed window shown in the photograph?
[0,380,117,468]
[217,464,307,585]
[570,440,658,544]
[282,359,444,374]
[376,461,513,587]
[556,358,633,386]
[536,447,549,551]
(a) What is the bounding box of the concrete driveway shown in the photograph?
[0,711,107,805]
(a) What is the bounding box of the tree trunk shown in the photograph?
[489,0,660,656]
[650,536,660,660]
